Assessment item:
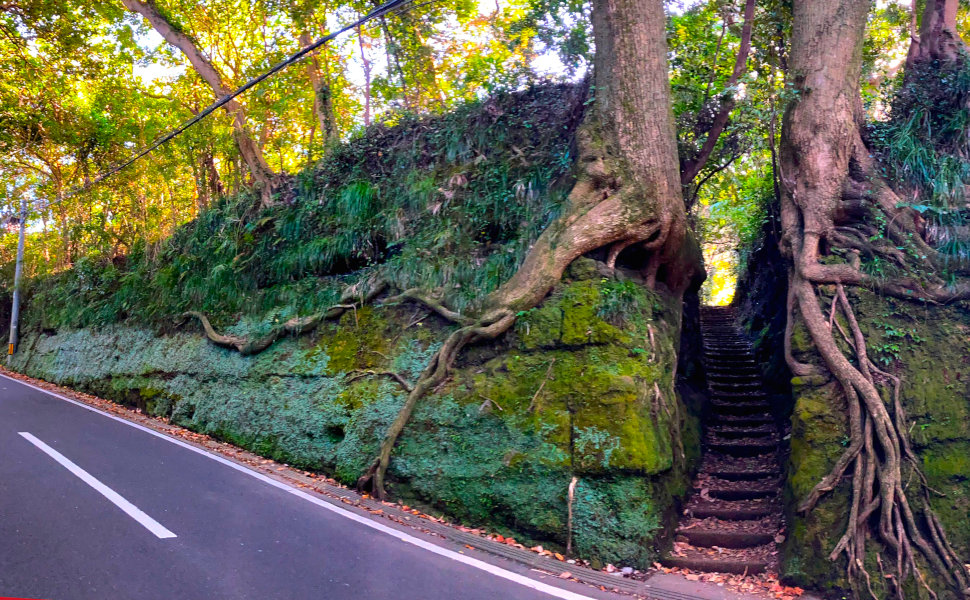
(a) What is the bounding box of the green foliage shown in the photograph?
[571,477,661,567]
[573,426,620,469]
[22,84,584,330]
[595,279,652,328]
[510,0,592,76]
[871,59,970,261]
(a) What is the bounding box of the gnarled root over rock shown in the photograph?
[178,278,387,356]
[781,4,970,592]
[355,0,705,501]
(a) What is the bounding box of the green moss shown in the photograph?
[560,281,629,346]
[923,442,970,480]
[11,277,697,570]
[321,307,393,374]
[782,290,970,595]
[565,257,600,281]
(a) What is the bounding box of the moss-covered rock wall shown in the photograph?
[737,274,970,597]
[11,267,700,568]
[781,291,970,597]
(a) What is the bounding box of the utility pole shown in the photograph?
[7,195,27,362]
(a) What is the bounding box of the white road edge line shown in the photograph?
[1,373,599,600]
[18,431,177,540]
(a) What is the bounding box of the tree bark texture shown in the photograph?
[907,0,964,67]
[782,1,969,596]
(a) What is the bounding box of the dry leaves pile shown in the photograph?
[652,563,804,600]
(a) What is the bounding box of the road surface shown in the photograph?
[0,373,611,600]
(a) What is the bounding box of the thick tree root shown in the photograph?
[356,308,516,498]
[793,272,970,598]
[345,370,414,392]
[380,288,473,325]
[178,278,387,355]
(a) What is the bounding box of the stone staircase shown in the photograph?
[663,306,784,575]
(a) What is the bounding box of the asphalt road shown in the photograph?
[0,373,607,600]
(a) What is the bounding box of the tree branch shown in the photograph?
[680,0,755,186]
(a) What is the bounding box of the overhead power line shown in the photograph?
[51,0,413,205]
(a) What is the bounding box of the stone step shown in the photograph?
[710,395,765,404]
[708,381,762,390]
[662,555,767,575]
[705,358,757,367]
[707,374,762,383]
[706,429,779,442]
[684,497,779,520]
[708,424,777,438]
[711,390,768,401]
[703,353,755,361]
[706,439,780,457]
[708,383,763,392]
[693,483,778,500]
[704,467,781,481]
[705,360,758,369]
[715,412,773,424]
[701,451,779,471]
[676,527,776,549]
[707,365,760,374]
[709,400,772,415]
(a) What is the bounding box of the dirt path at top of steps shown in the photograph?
[663,306,785,575]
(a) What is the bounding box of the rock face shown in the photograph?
[736,236,970,597]
[10,273,700,568]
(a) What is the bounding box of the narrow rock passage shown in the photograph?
[663,306,784,575]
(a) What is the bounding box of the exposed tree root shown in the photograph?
[345,370,414,393]
[781,4,970,593]
[354,0,705,500]
[795,279,969,598]
[178,278,387,355]
[380,288,473,325]
[356,307,517,497]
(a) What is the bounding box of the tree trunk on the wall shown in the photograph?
[355,0,703,500]
[782,1,970,596]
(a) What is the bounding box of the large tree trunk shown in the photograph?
[907,0,965,67]
[782,1,970,596]
[121,0,277,207]
[355,0,702,500]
